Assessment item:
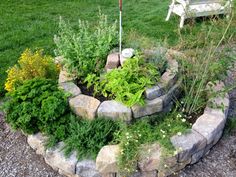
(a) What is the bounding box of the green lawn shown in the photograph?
[0,0,235,96]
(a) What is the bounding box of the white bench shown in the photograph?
[166,0,233,28]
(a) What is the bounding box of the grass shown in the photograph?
[0,0,236,96]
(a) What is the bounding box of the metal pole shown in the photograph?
[119,0,122,55]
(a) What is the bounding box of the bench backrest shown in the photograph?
[189,0,226,5]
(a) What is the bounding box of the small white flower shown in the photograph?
[162,135,166,138]
[177,132,182,136]
[160,129,166,134]
[168,124,171,127]
[164,164,168,168]
[181,118,186,122]
[173,150,178,156]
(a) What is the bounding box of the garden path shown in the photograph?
[0,48,235,177]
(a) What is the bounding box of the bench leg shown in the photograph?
[180,16,185,28]
[166,7,173,21]
[166,1,175,21]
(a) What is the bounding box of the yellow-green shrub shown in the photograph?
[5,49,59,92]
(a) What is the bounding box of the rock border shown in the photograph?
[26,80,230,177]
[59,49,181,122]
[26,49,230,177]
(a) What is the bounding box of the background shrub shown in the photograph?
[54,12,117,79]
[3,78,69,134]
[5,49,59,92]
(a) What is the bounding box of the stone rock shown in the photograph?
[59,82,81,97]
[69,94,101,120]
[96,145,120,174]
[208,96,230,116]
[213,130,223,145]
[27,133,48,156]
[204,106,226,120]
[101,174,116,177]
[131,97,163,118]
[59,70,74,83]
[158,158,191,177]
[160,79,181,107]
[165,49,186,61]
[170,130,207,162]
[167,58,178,73]
[161,70,177,89]
[45,142,78,175]
[138,143,162,171]
[55,56,64,64]
[122,48,134,58]
[97,100,132,121]
[145,84,165,100]
[191,149,205,164]
[120,48,135,66]
[129,171,157,177]
[192,113,226,144]
[105,53,120,70]
[76,160,101,177]
[59,169,80,177]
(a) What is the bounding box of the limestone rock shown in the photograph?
[170,130,207,162]
[138,143,162,172]
[191,149,205,164]
[131,97,163,118]
[59,82,81,97]
[160,70,177,89]
[120,48,134,66]
[69,94,100,120]
[97,100,132,121]
[129,171,157,177]
[45,142,78,175]
[145,84,165,100]
[59,70,74,83]
[192,113,226,144]
[96,145,120,173]
[55,56,64,64]
[27,133,48,155]
[76,160,101,177]
[122,48,134,58]
[105,53,120,71]
[160,79,182,107]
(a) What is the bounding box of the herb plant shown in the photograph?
[3,78,70,134]
[5,49,59,92]
[54,12,117,79]
[85,56,160,107]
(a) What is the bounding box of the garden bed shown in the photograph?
[58,49,181,122]
[26,79,230,177]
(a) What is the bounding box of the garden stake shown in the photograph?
[119,0,122,55]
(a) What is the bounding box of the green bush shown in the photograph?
[3,78,70,134]
[85,56,160,107]
[54,12,117,79]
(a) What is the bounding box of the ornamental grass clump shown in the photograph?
[54,12,117,79]
[5,49,59,92]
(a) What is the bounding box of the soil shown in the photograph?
[77,80,109,102]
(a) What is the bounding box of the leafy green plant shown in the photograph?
[3,78,70,134]
[54,11,117,79]
[58,115,121,159]
[85,56,160,107]
[115,112,190,175]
